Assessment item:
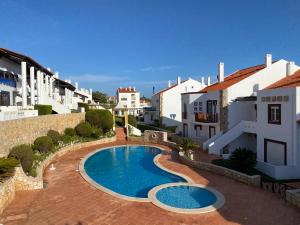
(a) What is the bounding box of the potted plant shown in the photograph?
[179,138,195,159]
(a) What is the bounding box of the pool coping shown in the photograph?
[79,144,194,203]
[148,182,225,214]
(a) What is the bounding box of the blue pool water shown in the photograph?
[156,185,217,209]
[84,145,186,198]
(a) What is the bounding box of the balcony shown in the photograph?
[0,77,16,88]
[195,112,218,123]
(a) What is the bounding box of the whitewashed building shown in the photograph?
[0,48,93,120]
[181,55,295,149]
[115,87,141,116]
[255,66,300,179]
[144,76,206,133]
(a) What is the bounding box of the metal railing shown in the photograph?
[195,112,218,123]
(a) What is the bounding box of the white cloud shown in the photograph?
[140,65,176,72]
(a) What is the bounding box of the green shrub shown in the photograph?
[115,116,124,127]
[33,136,54,153]
[85,110,113,133]
[128,115,137,127]
[75,122,93,137]
[91,127,103,139]
[64,128,76,137]
[61,135,73,144]
[0,157,19,174]
[229,148,257,173]
[47,130,61,146]
[180,138,195,154]
[8,145,33,173]
[34,104,52,115]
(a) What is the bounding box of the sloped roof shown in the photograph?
[200,64,266,92]
[117,87,136,93]
[266,69,300,89]
[155,80,188,95]
[0,47,53,76]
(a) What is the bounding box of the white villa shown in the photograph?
[115,87,141,116]
[181,54,300,179]
[255,68,300,179]
[144,76,208,132]
[0,48,93,120]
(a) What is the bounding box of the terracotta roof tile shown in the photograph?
[266,69,300,89]
[200,64,266,92]
[117,87,136,93]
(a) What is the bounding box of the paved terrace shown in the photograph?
[0,140,299,225]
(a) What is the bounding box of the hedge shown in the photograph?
[9,144,34,173]
[128,115,137,127]
[33,136,54,153]
[85,109,113,133]
[34,104,52,115]
[47,130,61,146]
[75,122,93,137]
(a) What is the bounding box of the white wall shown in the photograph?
[161,79,203,131]
[256,87,300,179]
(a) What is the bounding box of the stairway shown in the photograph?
[206,120,257,155]
[116,127,127,141]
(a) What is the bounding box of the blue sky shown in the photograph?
[0,0,299,96]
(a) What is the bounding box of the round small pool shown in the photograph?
[148,183,225,214]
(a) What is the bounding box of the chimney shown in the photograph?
[47,67,51,72]
[207,76,211,86]
[168,80,171,87]
[90,88,92,94]
[55,72,59,79]
[218,62,224,83]
[286,61,296,76]
[75,82,78,89]
[133,86,136,91]
[265,54,272,67]
[177,76,181,84]
[201,77,205,86]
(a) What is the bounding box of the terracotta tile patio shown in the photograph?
[0,140,299,225]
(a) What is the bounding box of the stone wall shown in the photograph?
[144,130,168,143]
[286,189,300,208]
[179,155,261,187]
[0,136,116,215]
[0,113,85,156]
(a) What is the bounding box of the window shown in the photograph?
[268,104,281,124]
[121,98,127,101]
[199,102,203,112]
[194,102,198,106]
[194,107,198,112]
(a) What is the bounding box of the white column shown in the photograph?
[64,88,68,106]
[49,77,53,98]
[45,75,49,96]
[37,70,41,104]
[40,73,45,103]
[21,61,27,108]
[30,67,35,105]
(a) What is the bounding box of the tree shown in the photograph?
[92,91,108,103]
[140,95,151,102]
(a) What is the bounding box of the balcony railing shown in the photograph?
[195,112,218,123]
[0,77,16,88]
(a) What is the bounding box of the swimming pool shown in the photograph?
[148,183,225,214]
[81,145,190,201]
